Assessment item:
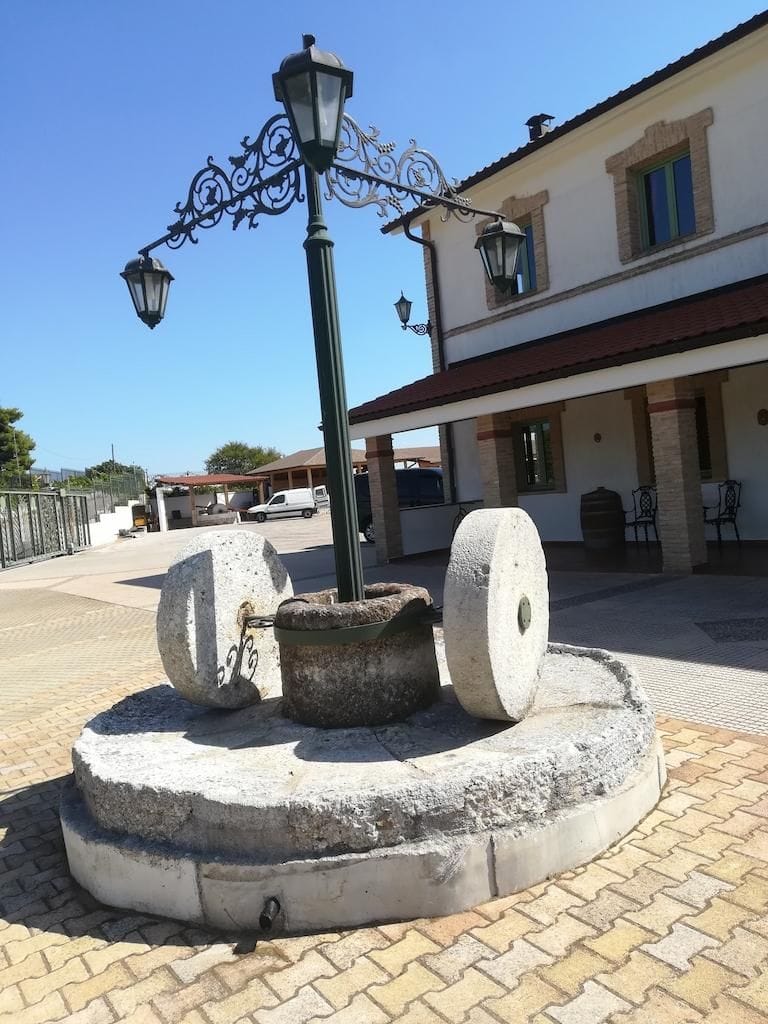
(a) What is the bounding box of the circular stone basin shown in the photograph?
[276,582,440,728]
[61,644,664,933]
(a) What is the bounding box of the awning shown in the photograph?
[154,474,266,487]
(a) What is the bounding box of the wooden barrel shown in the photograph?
[580,487,625,550]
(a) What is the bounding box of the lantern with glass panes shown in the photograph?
[120,256,173,330]
[475,219,527,293]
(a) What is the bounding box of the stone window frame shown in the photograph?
[508,402,566,494]
[476,190,550,311]
[605,108,714,264]
[625,370,728,486]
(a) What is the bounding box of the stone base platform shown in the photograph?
[61,644,665,934]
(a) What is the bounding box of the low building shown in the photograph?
[348,12,768,572]
[250,446,441,495]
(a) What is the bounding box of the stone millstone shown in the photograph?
[443,508,549,721]
[276,582,440,728]
[156,530,292,709]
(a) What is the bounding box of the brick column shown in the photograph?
[647,378,707,572]
[365,435,403,564]
[476,413,518,508]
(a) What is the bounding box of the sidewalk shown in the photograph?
[1,528,767,1022]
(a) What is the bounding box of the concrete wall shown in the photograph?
[88,502,140,547]
[422,29,768,364]
[400,501,482,556]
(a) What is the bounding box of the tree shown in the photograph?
[85,459,145,480]
[205,442,282,475]
[0,408,35,484]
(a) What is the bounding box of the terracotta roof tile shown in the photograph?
[349,275,768,424]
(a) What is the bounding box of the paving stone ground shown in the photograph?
[1,559,768,1023]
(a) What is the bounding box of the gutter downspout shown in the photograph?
[402,217,458,503]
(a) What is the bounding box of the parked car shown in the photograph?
[354,468,444,543]
[248,488,317,523]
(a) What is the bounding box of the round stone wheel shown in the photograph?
[157,530,293,709]
[443,508,549,721]
[276,582,440,727]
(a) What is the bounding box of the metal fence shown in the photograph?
[0,490,91,569]
[66,471,146,520]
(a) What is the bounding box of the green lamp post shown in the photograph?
[121,36,523,605]
[271,36,364,601]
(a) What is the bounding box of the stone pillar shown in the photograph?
[476,413,518,508]
[647,378,707,573]
[365,435,403,564]
[155,486,168,533]
[307,467,314,492]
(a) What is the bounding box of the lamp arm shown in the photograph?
[135,114,304,256]
[326,114,507,222]
[133,110,508,258]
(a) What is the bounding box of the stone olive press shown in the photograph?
[61,510,665,934]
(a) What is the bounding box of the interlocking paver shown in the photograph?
[663,869,735,907]
[423,933,494,982]
[368,930,440,973]
[585,922,656,963]
[730,968,768,1015]
[597,950,677,1003]
[107,969,177,1017]
[704,925,768,977]
[314,956,387,1009]
[623,894,690,935]
[476,937,554,986]
[539,946,612,996]
[640,922,719,969]
[662,957,744,1012]
[682,896,757,939]
[423,967,506,1022]
[723,873,768,912]
[470,909,542,952]
[484,974,565,1020]
[368,961,445,1016]
[306,992,388,1024]
[4,569,768,1024]
[547,980,631,1023]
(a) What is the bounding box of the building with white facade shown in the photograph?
[348,11,768,573]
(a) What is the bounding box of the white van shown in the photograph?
[248,488,317,523]
[313,484,329,508]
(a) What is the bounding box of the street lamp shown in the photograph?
[121,35,512,602]
[120,255,174,330]
[394,292,432,337]
[272,35,353,175]
[475,220,527,293]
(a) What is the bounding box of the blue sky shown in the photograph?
[2,1,764,476]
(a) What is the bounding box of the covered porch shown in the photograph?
[348,277,768,572]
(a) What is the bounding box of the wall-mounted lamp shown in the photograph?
[394,292,432,336]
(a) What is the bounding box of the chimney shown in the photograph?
[525,113,555,142]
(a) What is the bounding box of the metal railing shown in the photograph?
[65,471,145,520]
[0,490,90,569]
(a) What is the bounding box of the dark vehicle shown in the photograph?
[355,468,444,543]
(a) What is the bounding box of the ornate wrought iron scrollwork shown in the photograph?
[137,110,502,259]
[148,115,304,253]
[217,631,259,689]
[326,115,473,221]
